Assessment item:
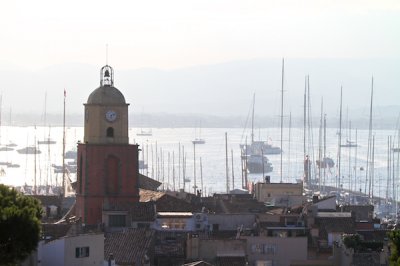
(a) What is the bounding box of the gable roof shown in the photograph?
[140,189,196,212]
[138,174,162,191]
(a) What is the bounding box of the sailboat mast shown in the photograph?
[387,136,391,203]
[338,87,343,191]
[349,121,353,194]
[307,76,314,187]
[323,114,327,191]
[371,135,375,199]
[62,89,66,197]
[172,151,175,191]
[146,142,149,176]
[182,145,186,192]
[167,151,170,189]
[318,98,323,192]
[34,126,37,195]
[178,142,181,189]
[193,143,196,194]
[366,77,374,197]
[288,112,292,181]
[225,132,230,193]
[280,58,284,183]
[0,95,2,145]
[200,157,203,196]
[231,149,235,190]
[355,129,358,192]
[44,91,47,128]
[251,93,255,143]
[303,77,307,184]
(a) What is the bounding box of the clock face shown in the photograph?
[105,110,117,122]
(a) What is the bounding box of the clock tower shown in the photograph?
[76,65,139,225]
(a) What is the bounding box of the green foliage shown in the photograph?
[389,230,400,266]
[0,184,42,265]
[343,234,383,253]
[343,234,361,250]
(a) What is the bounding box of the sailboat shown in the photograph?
[192,122,205,144]
[240,94,282,156]
[137,129,152,136]
[38,134,57,145]
[38,93,57,145]
[136,110,153,136]
[340,140,357,148]
[17,146,41,154]
[316,101,335,170]
[192,138,205,145]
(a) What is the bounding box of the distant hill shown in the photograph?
[1,58,399,128]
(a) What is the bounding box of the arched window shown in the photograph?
[106,127,114,137]
[106,156,119,195]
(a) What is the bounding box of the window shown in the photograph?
[263,244,276,255]
[109,214,126,227]
[75,247,90,258]
[106,127,114,137]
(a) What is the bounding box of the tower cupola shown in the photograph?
[84,65,130,144]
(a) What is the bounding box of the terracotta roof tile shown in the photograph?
[129,202,156,222]
[105,228,155,265]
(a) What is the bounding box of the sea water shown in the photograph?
[0,126,398,199]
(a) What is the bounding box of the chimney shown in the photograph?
[312,195,319,203]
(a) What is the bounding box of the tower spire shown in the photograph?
[106,44,109,65]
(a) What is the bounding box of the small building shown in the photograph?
[310,212,356,248]
[312,196,336,211]
[153,212,195,231]
[254,180,304,207]
[39,233,104,266]
[186,234,247,265]
[208,213,256,233]
[242,235,308,266]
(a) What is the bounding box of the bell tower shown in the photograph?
[76,65,139,226]
[84,65,129,144]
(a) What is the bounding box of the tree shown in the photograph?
[389,230,400,266]
[0,184,42,265]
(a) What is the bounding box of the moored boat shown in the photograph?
[17,146,41,154]
[38,138,57,145]
[246,154,273,174]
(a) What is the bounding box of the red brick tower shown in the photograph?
[75,65,139,225]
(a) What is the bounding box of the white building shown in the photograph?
[38,233,104,266]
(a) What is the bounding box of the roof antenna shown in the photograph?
[106,44,109,65]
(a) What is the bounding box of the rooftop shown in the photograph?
[105,228,154,265]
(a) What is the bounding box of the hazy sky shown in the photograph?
[2,0,400,70]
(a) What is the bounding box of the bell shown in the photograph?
[104,69,110,78]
